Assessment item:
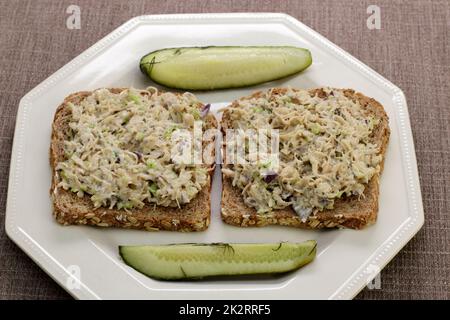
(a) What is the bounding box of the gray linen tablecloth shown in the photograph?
[0,0,448,299]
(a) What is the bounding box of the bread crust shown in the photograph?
[220,88,390,230]
[50,88,217,232]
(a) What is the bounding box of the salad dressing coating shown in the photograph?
[56,88,208,210]
[222,88,382,220]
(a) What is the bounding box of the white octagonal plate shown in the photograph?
[6,13,424,299]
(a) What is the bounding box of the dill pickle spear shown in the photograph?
[139,46,312,90]
[119,241,316,280]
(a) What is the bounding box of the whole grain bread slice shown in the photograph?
[221,88,390,230]
[50,88,217,232]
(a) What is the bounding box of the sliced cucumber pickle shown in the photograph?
[140,46,312,90]
[119,241,316,280]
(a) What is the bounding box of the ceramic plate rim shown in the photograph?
[5,13,424,300]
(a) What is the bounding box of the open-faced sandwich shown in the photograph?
[50,87,216,232]
[221,87,390,229]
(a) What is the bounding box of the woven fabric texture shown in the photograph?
[0,0,448,299]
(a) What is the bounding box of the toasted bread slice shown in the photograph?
[50,88,217,232]
[221,88,390,229]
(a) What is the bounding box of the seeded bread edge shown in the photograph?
[50,88,217,232]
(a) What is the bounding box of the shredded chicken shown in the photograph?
[56,87,208,209]
[222,87,382,219]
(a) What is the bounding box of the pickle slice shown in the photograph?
[140,46,312,90]
[119,241,316,280]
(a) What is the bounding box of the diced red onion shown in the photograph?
[263,171,278,183]
[201,104,211,117]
